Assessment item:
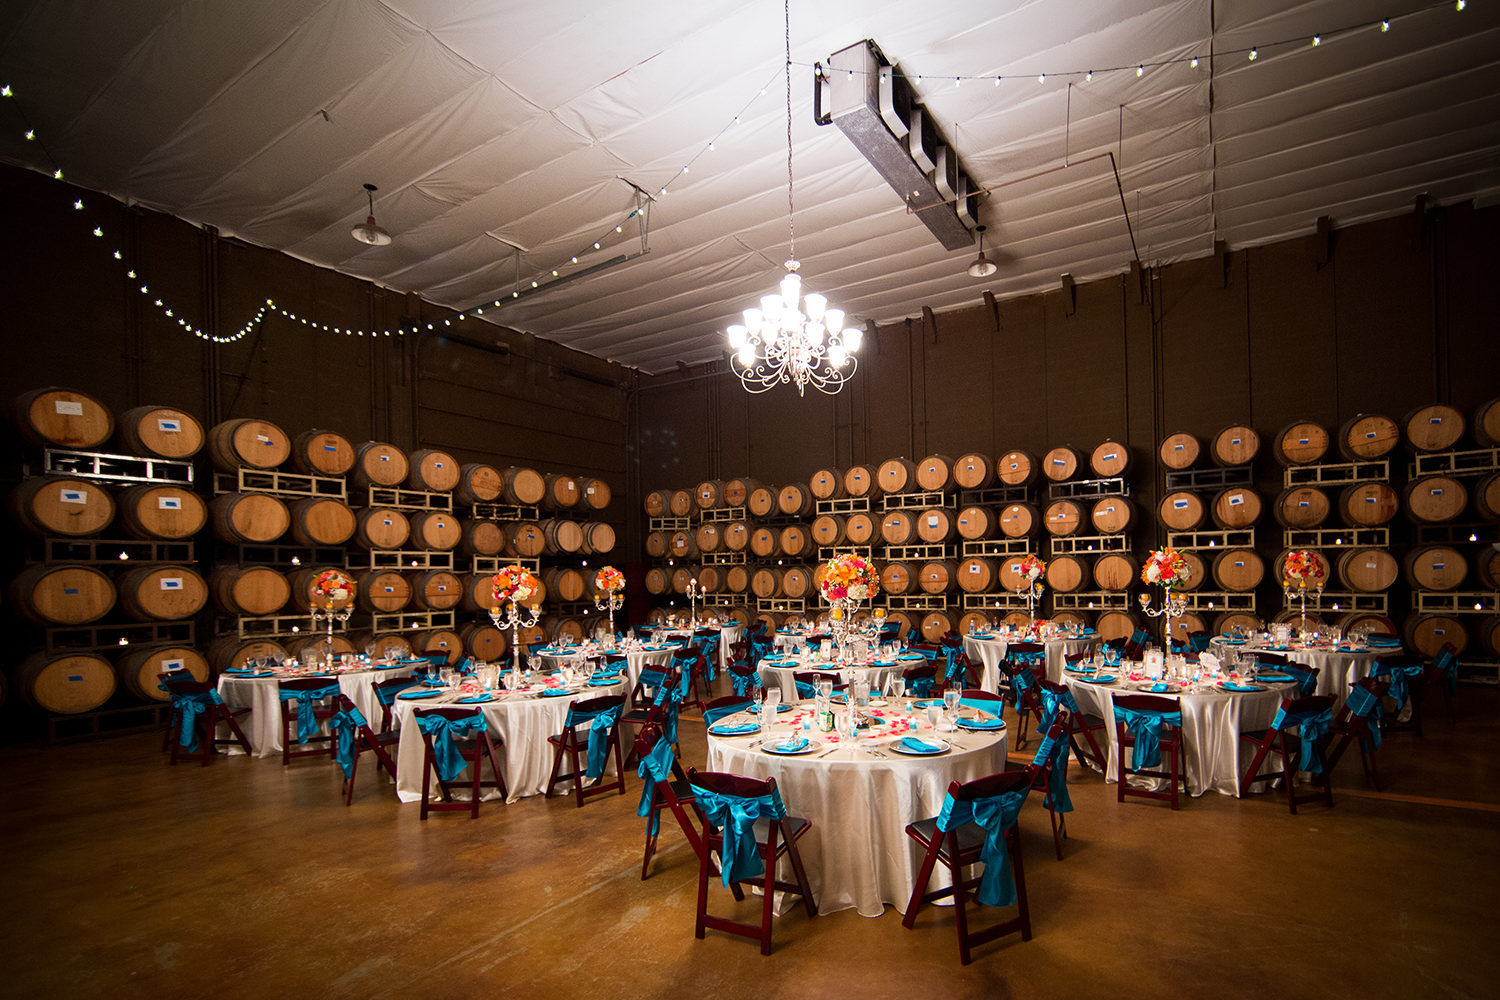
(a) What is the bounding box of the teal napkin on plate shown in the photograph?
[1148,682,1173,693]
[540,688,572,697]
[900,737,942,753]
[588,677,619,687]
[769,736,809,753]
[457,694,494,704]
[956,717,1005,731]
[1257,673,1295,682]
[898,652,926,660]
[1221,682,1264,692]
[398,689,442,700]
[708,721,759,736]
[1082,675,1117,685]
[910,699,942,708]
[1065,664,1096,674]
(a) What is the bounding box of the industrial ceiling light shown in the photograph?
[351,183,392,246]
[725,0,857,396]
[968,224,998,278]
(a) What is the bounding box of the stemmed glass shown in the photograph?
[942,687,961,730]
[761,686,781,735]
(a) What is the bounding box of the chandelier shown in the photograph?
[726,0,859,396]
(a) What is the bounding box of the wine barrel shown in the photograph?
[1043,499,1084,536]
[694,479,727,509]
[1041,446,1080,482]
[749,568,779,599]
[408,570,463,610]
[114,484,207,540]
[721,521,751,552]
[1474,397,1500,447]
[1403,613,1467,657]
[506,522,546,557]
[457,573,494,613]
[500,466,547,506]
[1403,404,1465,452]
[1214,612,1262,636]
[541,567,587,604]
[1092,553,1139,591]
[845,512,876,545]
[1158,491,1206,531]
[667,528,696,560]
[208,418,290,471]
[953,453,995,490]
[406,449,460,493]
[667,490,693,517]
[811,514,847,546]
[720,477,760,508]
[1090,496,1137,534]
[645,530,669,559]
[211,492,290,544]
[539,518,584,555]
[958,611,992,634]
[354,569,410,613]
[1036,555,1080,593]
[749,527,778,558]
[880,510,917,545]
[1474,471,1500,521]
[1336,547,1399,593]
[453,463,503,505]
[115,564,207,621]
[10,563,115,625]
[352,441,409,488]
[207,636,287,674]
[842,465,876,497]
[1403,545,1468,590]
[746,485,777,517]
[211,566,290,616]
[1474,616,1500,658]
[1404,476,1468,524]
[1272,421,1330,465]
[1178,550,1207,591]
[920,610,955,644]
[407,511,461,551]
[578,477,612,511]
[12,476,115,537]
[409,628,463,665]
[288,429,354,476]
[14,652,115,714]
[1050,611,1089,630]
[1168,613,1206,647]
[695,522,722,553]
[877,458,919,494]
[116,406,204,459]
[1338,482,1399,527]
[1211,425,1260,466]
[461,623,508,662]
[916,454,956,492]
[1211,487,1262,529]
[997,612,1031,631]
[724,565,750,594]
[1089,440,1131,478]
[1211,549,1265,591]
[542,473,582,510]
[917,561,958,594]
[915,508,958,544]
[288,497,356,547]
[780,565,814,600]
[543,615,592,644]
[1474,546,1500,590]
[1158,433,1201,469]
[1094,611,1140,642]
[1272,549,1332,588]
[879,562,915,595]
[458,519,506,557]
[1273,486,1330,529]
[1337,414,1400,460]
[804,469,842,501]
[16,387,113,449]
[352,507,412,550]
[778,483,815,516]
[344,632,411,661]
[996,450,1039,486]
[957,558,999,593]
[116,645,208,701]
[779,524,811,557]
[578,521,616,556]
[698,565,724,592]
[955,505,999,540]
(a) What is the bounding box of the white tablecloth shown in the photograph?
[535,645,678,687]
[757,657,907,701]
[1207,640,1383,702]
[392,680,628,804]
[963,635,1099,690]
[1061,672,1293,796]
[216,665,415,758]
[707,707,1008,918]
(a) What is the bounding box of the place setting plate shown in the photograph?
[955,716,1006,732]
[762,736,823,756]
[889,736,951,756]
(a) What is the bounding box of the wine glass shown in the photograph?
[762,686,781,734]
[942,688,961,729]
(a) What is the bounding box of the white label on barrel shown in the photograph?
[969,565,979,573]
[383,586,393,592]
[256,434,270,443]
[1009,462,1018,469]
[1433,562,1445,570]
[1174,444,1184,451]
[1235,560,1245,567]
[565,480,574,489]
[438,585,447,591]
[158,418,180,432]
[380,454,389,461]
[1104,452,1117,461]
[163,658,184,670]
[959,517,969,525]
[1104,505,1115,513]
[383,519,392,525]
[55,400,84,415]
[1174,499,1189,509]
[160,578,183,590]
[1365,497,1375,503]
[1435,628,1446,635]
[587,487,595,495]
[927,516,939,527]
[1367,561,1377,568]
[60,489,86,504]
[1229,495,1243,505]
[1051,458,1065,466]
[159,496,181,509]
[1431,417,1443,424]
[435,462,444,468]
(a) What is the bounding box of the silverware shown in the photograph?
[814,745,839,759]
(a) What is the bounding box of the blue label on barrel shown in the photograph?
[68,675,84,682]
[63,588,78,595]
[324,444,336,451]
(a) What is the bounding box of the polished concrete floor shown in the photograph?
[2,687,1498,1000]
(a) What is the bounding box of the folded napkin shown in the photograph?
[708,721,759,736]
[956,717,1006,731]
[971,631,993,638]
[768,736,809,753]
[587,677,619,687]
[1081,675,1117,685]
[398,689,443,700]
[224,669,271,678]
[1221,682,1264,692]
[1257,673,1296,683]
[1219,637,1246,645]
[374,663,410,670]
[899,737,943,753]
[898,652,927,660]
[1146,682,1174,694]
[540,688,573,697]
[1264,644,1290,651]
[1064,664,1096,674]
[910,699,942,708]
[872,659,897,666]
[457,694,494,704]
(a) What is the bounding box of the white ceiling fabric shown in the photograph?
[1,0,1497,372]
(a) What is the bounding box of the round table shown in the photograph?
[215,662,416,758]
[534,643,679,686]
[756,655,909,701]
[392,678,628,803]
[706,701,1009,917]
[963,633,1099,690]
[1060,667,1296,796]
[1207,638,1384,702]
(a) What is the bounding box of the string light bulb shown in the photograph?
[1136,64,1144,77]
[1381,19,1390,31]
[1249,46,1258,61]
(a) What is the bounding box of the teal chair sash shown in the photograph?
[416,711,485,782]
[703,698,753,727]
[636,738,676,836]
[566,702,622,778]
[1031,730,1073,813]
[1114,704,1182,770]
[1270,703,1335,774]
[1038,686,1081,732]
[1433,646,1459,695]
[171,689,225,752]
[691,784,787,886]
[328,705,369,778]
[730,666,762,697]
[1374,659,1424,710]
[279,682,341,744]
[936,789,1029,907]
[1344,684,1384,751]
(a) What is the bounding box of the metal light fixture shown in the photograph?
[351,183,392,246]
[726,0,858,396]
[968,224,997,278]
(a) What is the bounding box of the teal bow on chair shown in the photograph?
[1433,646,1459,696]
[1031,730,1073,813]
[1009,667,1037,712]
[416,711,486,782]
[1038,686,1081,732]
[1374,660,1424,710]
[730,668,762,697]
[653,680,684,747]
[936,789,1029,906]
[1344,684,1383,751]
[703,698,753,727]
[1271,703,1334,774]
[171,689,224,752]
[328,705,369,778]
[794,679,818,700]
[906,674,934,698]
[691,785,787,886]
[1114,704,1181,770]
[279,682,340,744]
[636,738,676,836]
[566,702,622,779]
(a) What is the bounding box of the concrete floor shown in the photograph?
[2,688,1498,1000]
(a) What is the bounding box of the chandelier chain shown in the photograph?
[784,0,794,262]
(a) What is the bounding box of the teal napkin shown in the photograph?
[956,717,1006,731]
[398,689,442,700]
[457,694,494,704]
[768,736,809,753]
[708,721,759,736]
[1082,675,1117,685]
[540,688,572,697]
[900,737,943,753]
[1221,682,1264,692]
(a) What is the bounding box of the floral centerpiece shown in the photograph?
[1282,549,1325,588]
[594,566,625,594]
[593,565,625,644]
[1141,547,1191,588]
[820,553,879,660]
[491,565,541,610]
[1015,553,1046,624]
[310,568,355,609]
[1018,554,1046,586]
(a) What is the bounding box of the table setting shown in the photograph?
[1208,623,1392,702]
[963,624,1099,690]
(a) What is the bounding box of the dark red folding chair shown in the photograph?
[1113,693,1188,810]
[330,694,400,806]
[545,694,627,807]
[633,724,707,880]
[1238,694,1336,814]
[277,676,341,766]
[414,705,506,819]
[164,677,253,765]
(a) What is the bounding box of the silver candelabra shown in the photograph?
[594,588,624,645]
[1138,588,1188,648]
[490,600,542,675]
[309,602,353,670]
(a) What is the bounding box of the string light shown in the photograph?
[1249,46,1259,61]
[1136,64,1144,77]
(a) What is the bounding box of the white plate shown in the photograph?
[889,737,951,756]
[762,737,822,756]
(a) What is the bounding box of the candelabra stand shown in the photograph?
[1138,588,1188,648]
[490,601,542,675]
[684,579,703,630]
[594,589,624,646]
[309,602,353,670]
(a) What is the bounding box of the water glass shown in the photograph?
[943,688,960,728]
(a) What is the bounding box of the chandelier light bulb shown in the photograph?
[727,324,747,348]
